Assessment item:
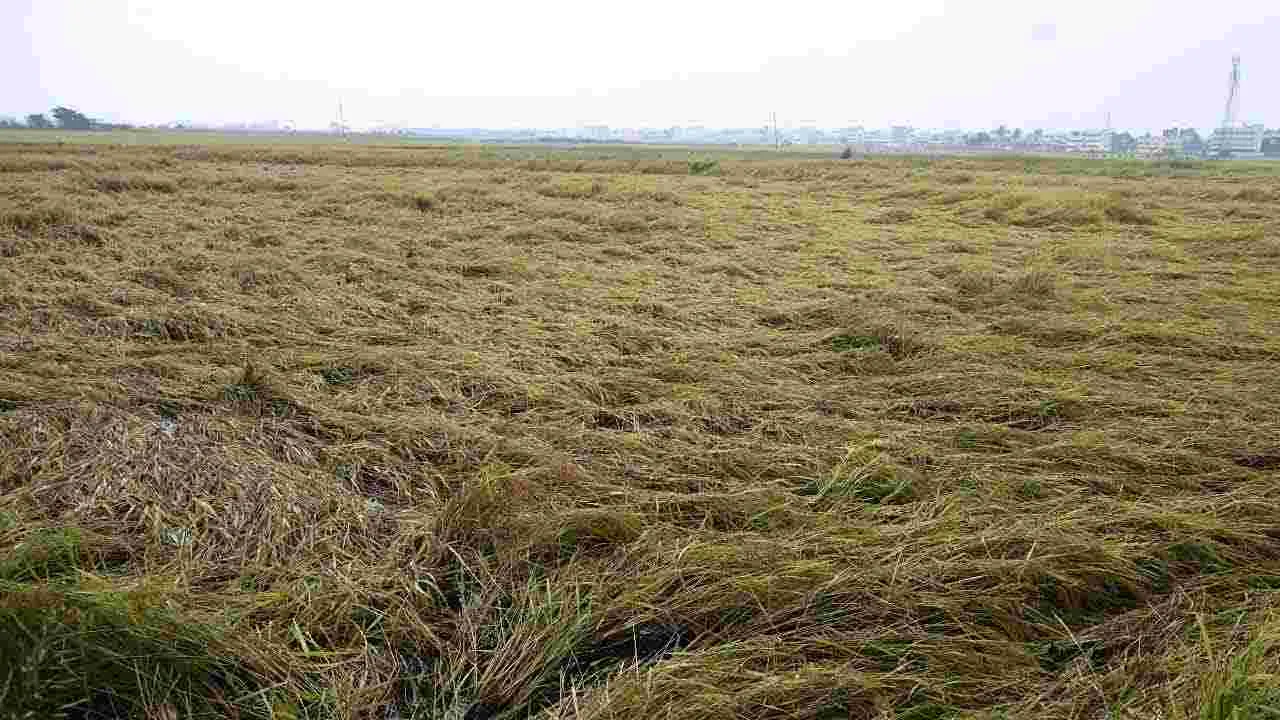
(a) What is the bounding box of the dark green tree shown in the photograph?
[26,113,53,129]
[51,106,93,130]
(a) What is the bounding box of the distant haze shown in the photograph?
[5,0,1279,132]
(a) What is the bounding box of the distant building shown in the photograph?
[582,125,611,142]
[1136,134,1182,159]
[795,127,826,144]
[1177,128,1205,157]
[918,129,963,146]
[1149,128,1205,158]
[1263,132,1280,158]
[1135,134,1163,158]
[837,127,866,144]
[861,128,891,147]
[1109,132,1138,155]
[1208,123,1264,157]
[1066,130,1112,155]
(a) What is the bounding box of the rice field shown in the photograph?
[2,139,1280,719]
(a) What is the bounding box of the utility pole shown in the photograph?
[337,100,348,140]
[771,111,780,151]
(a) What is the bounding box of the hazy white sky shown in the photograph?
[4,0,1279,131]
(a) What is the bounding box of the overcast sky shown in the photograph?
[4,0,1278,132]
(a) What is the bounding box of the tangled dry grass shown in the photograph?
[2,138,1280,719]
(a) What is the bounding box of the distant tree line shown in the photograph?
[0,106,132,131]
[964,126,1037,146]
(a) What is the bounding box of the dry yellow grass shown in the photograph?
[2,140,1280,719]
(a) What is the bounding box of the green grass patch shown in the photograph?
[830,334,881,352]
[1196,617,1280,720]
[0,527,84,582]
[688,158,721,176]
[320,366,356,386]
[0,583,280,718]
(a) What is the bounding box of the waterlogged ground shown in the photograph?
[2,140,1280,718]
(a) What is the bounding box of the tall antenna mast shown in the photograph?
[1222,55,1241,130]
[1215,55,1242,158]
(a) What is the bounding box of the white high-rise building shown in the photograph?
[1208,124,1265,157]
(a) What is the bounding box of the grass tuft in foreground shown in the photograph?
[1,582,286,718]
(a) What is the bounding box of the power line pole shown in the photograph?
[772,111,780,151]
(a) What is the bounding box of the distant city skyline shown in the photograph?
[5,0,1279,134]
[8,117,1270,138]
